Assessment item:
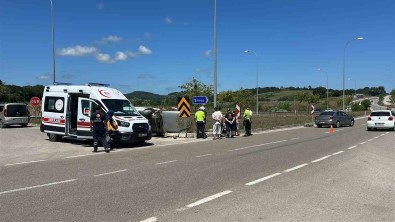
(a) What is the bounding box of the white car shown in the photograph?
[367,110,395,131]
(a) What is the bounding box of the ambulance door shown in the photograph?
[41,93,68,136]
[77,98,98,139]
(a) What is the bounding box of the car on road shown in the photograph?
[315,110,354,128]
[0,103,30,128]
[367,110,395,131]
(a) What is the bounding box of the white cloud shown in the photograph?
[164,16,173,24]
[37,75,50,80]
[114,51,127,61]
[57,45,97,56]
[126,51,139,57]
[138,45,152,55]
[204,49,212,57]
[96,53,113,63]
[98,35,122,44]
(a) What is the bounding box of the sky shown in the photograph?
[0,0,394,95]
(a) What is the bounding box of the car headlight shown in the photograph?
[116,120,130,127]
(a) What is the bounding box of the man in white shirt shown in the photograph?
[212,107,223,139]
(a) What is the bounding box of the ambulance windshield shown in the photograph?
[102,99,140,116]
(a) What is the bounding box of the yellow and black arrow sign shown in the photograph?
[178,96,190,117]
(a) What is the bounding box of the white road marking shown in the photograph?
[195,154,212,158]
[94,169,127,177]
[156,160,178,165]
[140,217,157,222]
[367,139,373,142]
[245,173,282,186]
[283,163,308,173]
[290,137,300,140]
[64,153,103,159]
[0,179,77,195]
[347,145,358,150]
[385,132,390,134]
[374,136,379,139]
[229,140,287,151]
[182,190,233,209]
[380,134,386,136]
[333,151,345,155]
[311,155,331,163]
[360,142,366,145]
[5,160,46,166]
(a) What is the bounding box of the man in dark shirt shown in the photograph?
[225,108,235,138]
[90,105,110,153]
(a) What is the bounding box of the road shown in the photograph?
[0,120,394,221]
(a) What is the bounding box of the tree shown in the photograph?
[178,77,213,109]
[297,92,320,104]
[389,89,395,106]
[313,86,327,98]
[360,99,371,110]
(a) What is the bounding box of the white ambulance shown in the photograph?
[40,83,152,144]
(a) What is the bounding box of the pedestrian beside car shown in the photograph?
[195,106,206,139]
[90,105,110,153]
[224,108,235,138]
[106,110,119,150]
[243,107,253,136]
[212,107,223,139]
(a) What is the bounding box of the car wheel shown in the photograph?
[21,124,28,127]
[317,124,322,128]
[0,120,5,128]
[350,120,354,127]
[336,121,340,128]
[367,127,371,131]
[48,133,60,142]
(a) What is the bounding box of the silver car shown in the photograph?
[0,103,30,128]
[315,110,354,128]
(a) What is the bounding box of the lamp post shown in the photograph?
[317,68,329,110]
[50,0,56,84]
[213,0,217,108]
[244,50,259,115]
[342,37,363,111]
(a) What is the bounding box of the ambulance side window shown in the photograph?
[81,100,91,117]
[44,97,65,113]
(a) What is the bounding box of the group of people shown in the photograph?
[90,105,119,153]
[194,106,253,140]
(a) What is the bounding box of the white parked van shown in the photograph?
[40,83,152,144]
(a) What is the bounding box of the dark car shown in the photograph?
[315,110,354,128]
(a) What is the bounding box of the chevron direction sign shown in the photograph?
[177,96,190,117]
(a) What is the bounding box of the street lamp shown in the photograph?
[342,37,363,111]
[213,0,217,108]
[317,68,329,110]
[244,50,259,115]
[50,0,56,84]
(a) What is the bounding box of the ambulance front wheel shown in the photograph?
[48,133,61,142]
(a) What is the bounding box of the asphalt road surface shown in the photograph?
[0,119,393,222]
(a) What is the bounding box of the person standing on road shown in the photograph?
[212,107,223,139]
[195,106,206,139]
[224,108,235,138]
[243,107,253,136]
[90,105,110,153]
[106,110,119,150]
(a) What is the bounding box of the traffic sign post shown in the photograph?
[192,96,208,105]
[30,97,41,107]
[177,97,190,117]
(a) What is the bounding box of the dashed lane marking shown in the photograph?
[245,173,282,186]
[347,145,358,150]
[177,190,233,211]
[155,160,178,165]
[94,169,127,177]
[333,150,345,155]
[5,160,47,166]
[195,154,213,158]
[140,217,157,222]
[283,163,308,173]
[0,179,77,195]
[229,140,287,151]
[311,155,331,163]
